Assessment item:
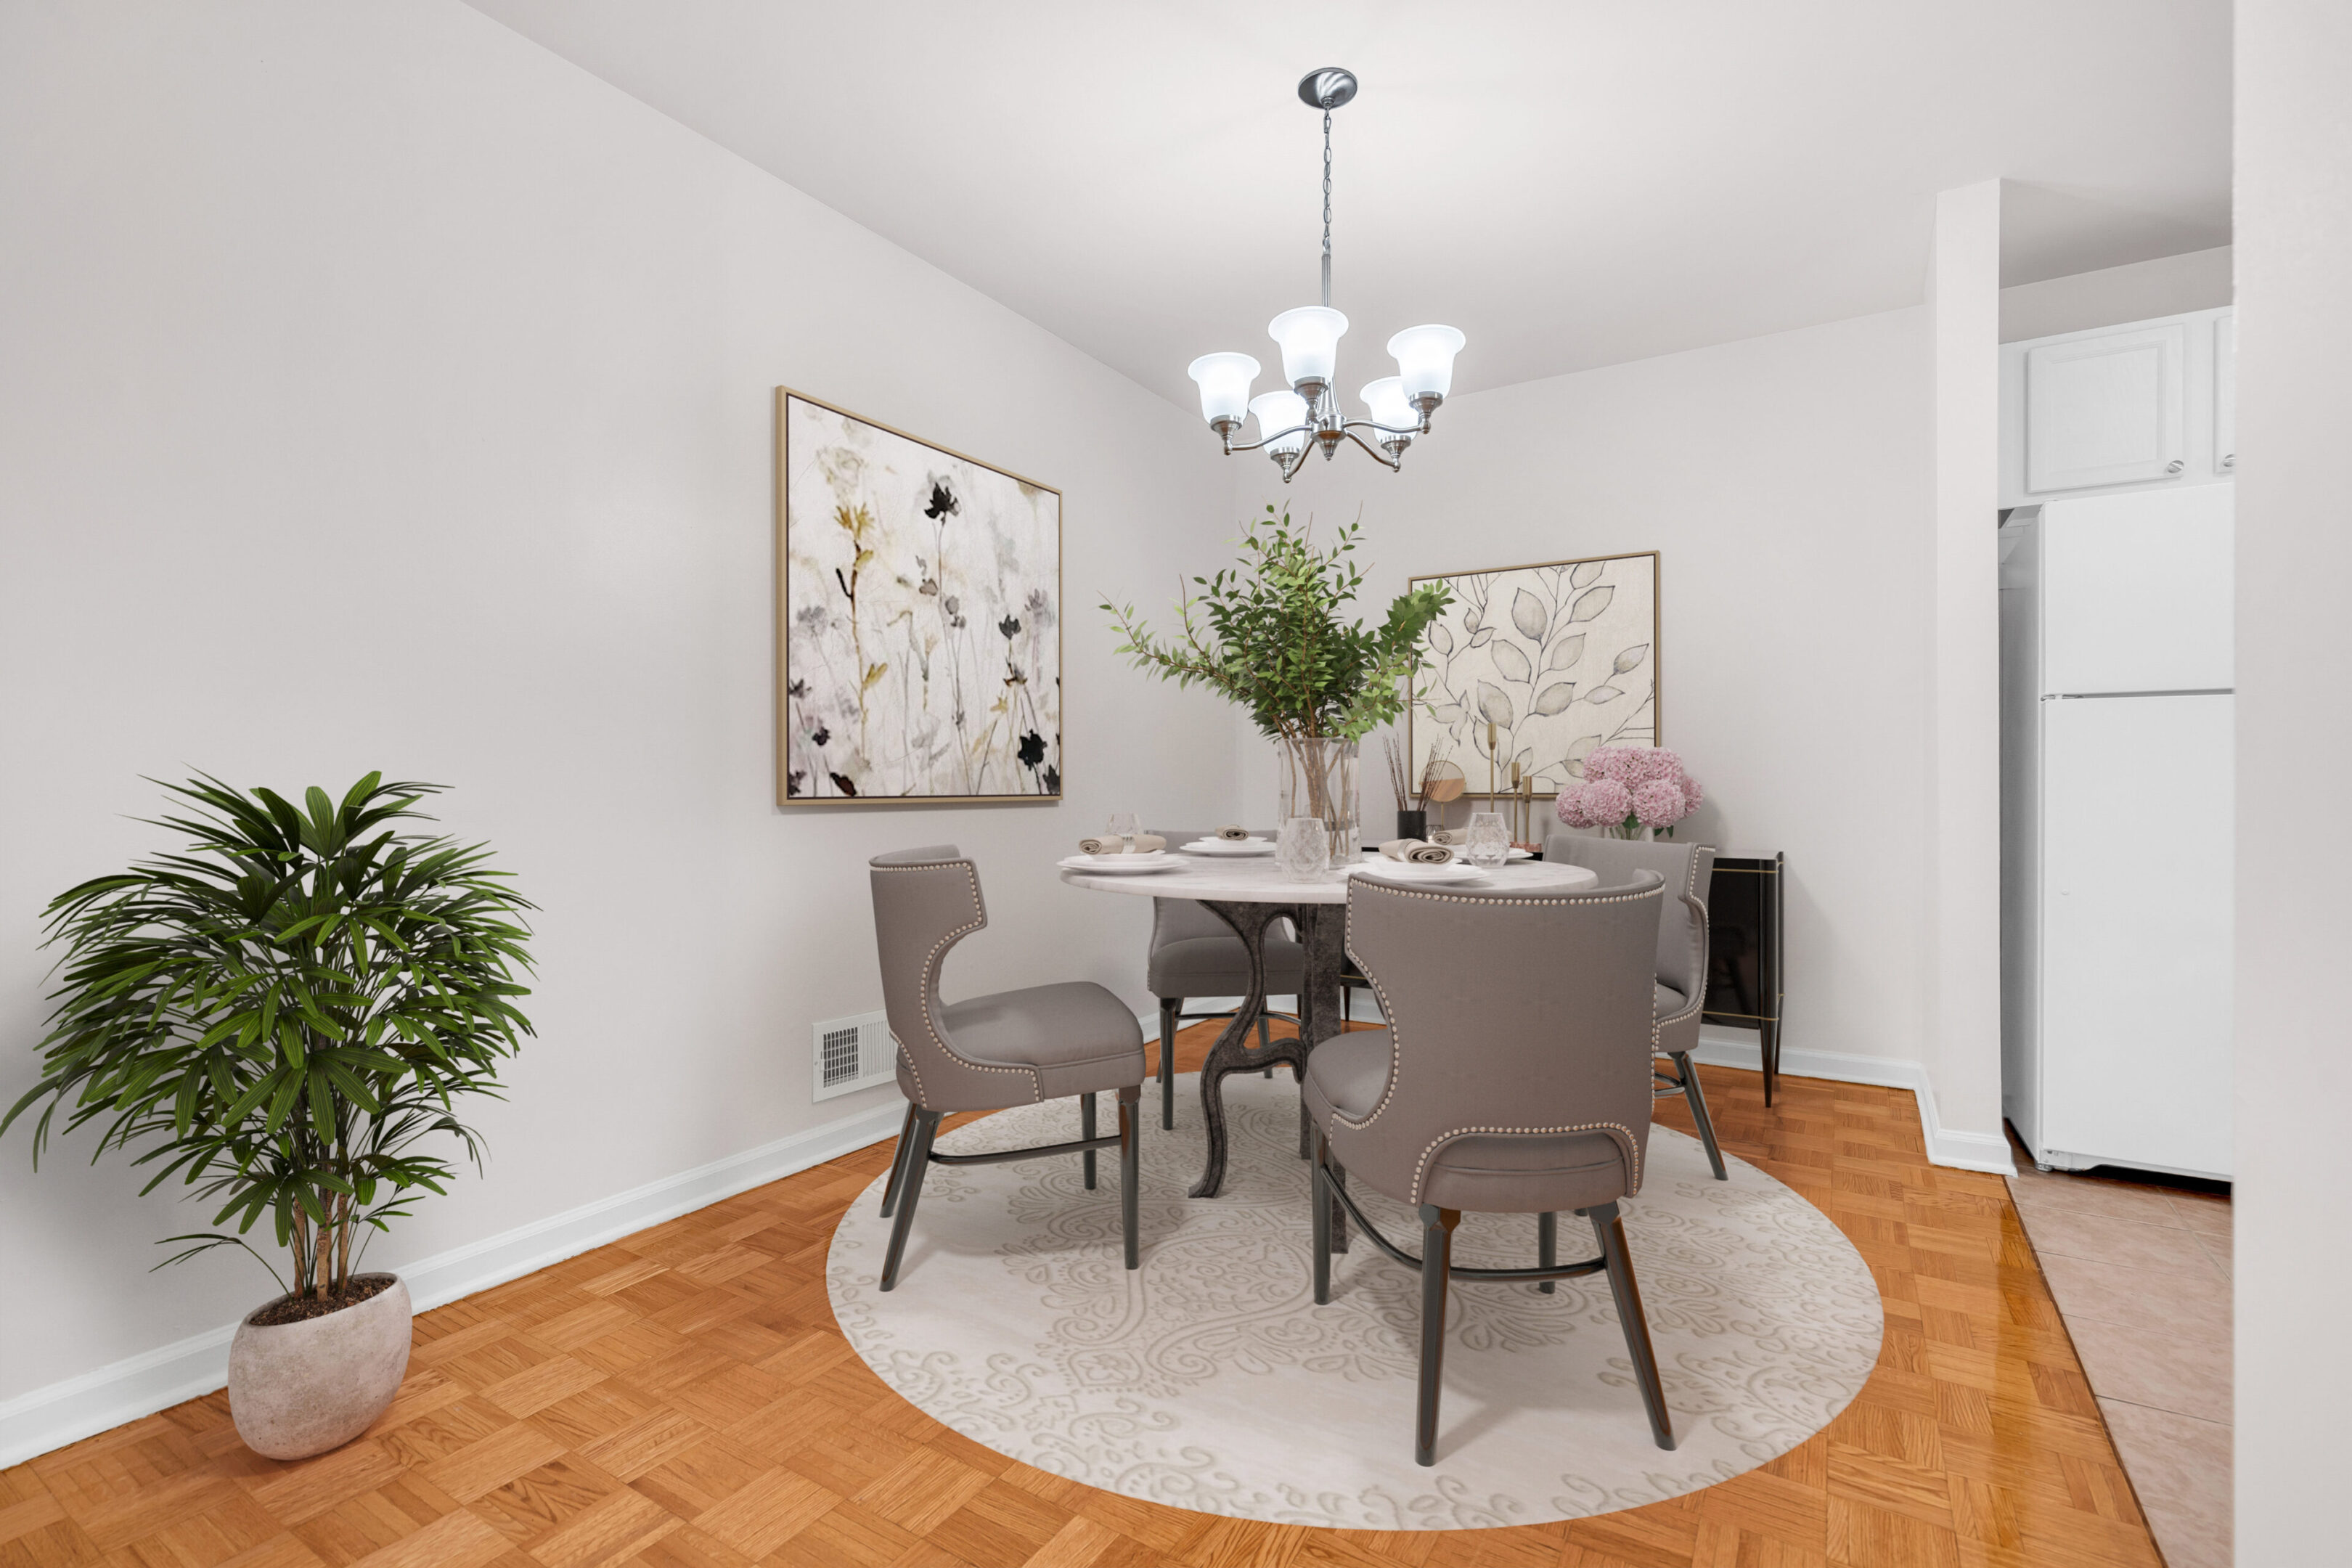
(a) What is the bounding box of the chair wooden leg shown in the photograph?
[1538,1210,1557,1294]
[1158,997,1180,1130]
[1674,1053,1728,1180]
[1416,1205,1460,1466]
[1310,1132,1333,1304]
[879,1103,918,1219]
[880,1111,941,1292]
[1081,1093,1098,1190]
[1118,1085,1140,1270]
[1590,1201,1675,1450]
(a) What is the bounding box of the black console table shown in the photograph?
[1702,854,1786,1103]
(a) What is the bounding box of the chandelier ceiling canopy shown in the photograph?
[1186,68,1465,481]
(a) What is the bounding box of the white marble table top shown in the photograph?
[1058,851,1599,905]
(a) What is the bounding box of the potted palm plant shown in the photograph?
[3,774,534,1460]
[1104,505,1450,862]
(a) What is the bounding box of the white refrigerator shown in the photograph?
[1998,485,2234,1179]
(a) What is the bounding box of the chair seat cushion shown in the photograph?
[1303,1028,1394,1126]
[1421,1131,1633,1214]
[1654,981,1686,1017]
[1148,933,1306,999]
[941,981,1146,1101]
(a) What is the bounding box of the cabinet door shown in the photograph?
[2025,324,2189,494]
[2214,314,2237,474]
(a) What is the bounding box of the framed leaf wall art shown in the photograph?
[776,390,1062,804]
[1406,550,1660,800]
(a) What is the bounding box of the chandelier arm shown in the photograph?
[1339,417,1431,440]
[1336,426,1405,471]
[1222,423,1318,455]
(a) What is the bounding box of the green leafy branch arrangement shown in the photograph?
[2,774,536,1302]
[1101,505,1452,744]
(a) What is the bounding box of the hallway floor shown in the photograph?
[2006,1138,2232,1568]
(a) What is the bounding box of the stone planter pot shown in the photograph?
[228,1273,412,1460]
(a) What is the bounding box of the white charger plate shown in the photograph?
[1344,860,1493,885]
[1058,853,1185,875]
[1181,838,1275,856]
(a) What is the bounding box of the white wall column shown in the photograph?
[2234,3,2352,1558]
[1922,181,2011,1170]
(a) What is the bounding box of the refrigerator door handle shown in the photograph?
[2046,688,2234,700]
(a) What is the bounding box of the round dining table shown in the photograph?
[1058,849,1599,1201]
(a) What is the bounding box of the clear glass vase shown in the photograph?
[1277,736,1360,870]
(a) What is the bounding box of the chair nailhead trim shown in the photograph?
[1334,878,1660,1197]
[874,860,1037,1107]
[1410,1122,1644,1204]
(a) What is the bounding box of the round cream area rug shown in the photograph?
[828,1070,1880,1530]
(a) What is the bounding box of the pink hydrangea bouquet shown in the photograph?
[1556,746,1703,838]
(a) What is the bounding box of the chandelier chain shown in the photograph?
[1320,110,1333,309]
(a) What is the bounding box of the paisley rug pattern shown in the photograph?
[827,1071,1880,1530]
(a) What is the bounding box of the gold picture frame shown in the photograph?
[775,389,1063,806]
[1405,550,1661,808]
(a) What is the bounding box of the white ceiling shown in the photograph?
[465,1,2231,407]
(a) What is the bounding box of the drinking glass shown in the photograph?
[1107,812,1140,849]
[1466,810,1509,870]
[1277,816,1331,881]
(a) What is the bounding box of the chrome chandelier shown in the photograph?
[1186,68,1466,481]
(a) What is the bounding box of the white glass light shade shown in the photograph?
[1186,351,1259,428]
[1249,391,1311,455]
[1267,306,1348,389]
[1359,377,1416,434]
[1387,324,1466,404]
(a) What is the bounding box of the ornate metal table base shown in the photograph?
[1190,899,1348,1250]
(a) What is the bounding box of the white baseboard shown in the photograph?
[1145,1009,2014,1178]
[0,1098,907,1470]
[1693,1025,2016,1175]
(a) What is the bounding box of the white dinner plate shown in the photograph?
[1180,838,1275,856]
[1058,853,1185,875]
[1344,860,1493,885]
[1359,846,1533,862]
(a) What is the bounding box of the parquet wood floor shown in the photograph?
[2,1024,2166,1568]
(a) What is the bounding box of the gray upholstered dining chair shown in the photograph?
[1544,833,1726,1180]
[868,846,1145,1290]
[1304,869,1677,1466]
[1143,828,1303,1130]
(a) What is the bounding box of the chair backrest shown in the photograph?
[1543,833,1715,1000]
[867,846,1037,1109]
[1337,870,1666,1204]
[1146,829,1280,948]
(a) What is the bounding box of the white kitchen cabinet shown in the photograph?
[2024,324,2186,493]
[1999,307,2234,508]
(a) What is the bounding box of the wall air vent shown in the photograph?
[811,1010,896,1102]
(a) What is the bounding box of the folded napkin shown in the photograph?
[1213,825,1251,841]
[1078,833,1167,856]
[1377,838,1456,865]
[1429,827,1466,846]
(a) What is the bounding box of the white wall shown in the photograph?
[2233,2,2352,1559]
[1922,182,2007,1164]
[0,0,1230,1431]
[1233,309,1964,1125]
[1999,245,2234,343]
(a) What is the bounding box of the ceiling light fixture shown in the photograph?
[1186,68,1465,482]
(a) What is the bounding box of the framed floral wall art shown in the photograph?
[1406,550,1659,799]
[777,390,1061,804]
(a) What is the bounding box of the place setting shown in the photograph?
[1055,812,1184,875]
